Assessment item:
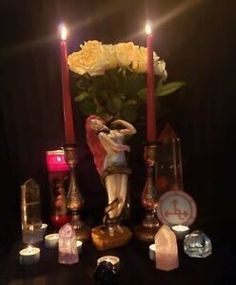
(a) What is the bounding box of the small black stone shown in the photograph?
[93,261,119,284]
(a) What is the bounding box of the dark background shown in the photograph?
[0,0,235,249]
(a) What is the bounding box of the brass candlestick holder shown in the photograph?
[134,143,160,242]
[64,144,90,241]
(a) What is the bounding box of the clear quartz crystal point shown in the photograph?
[183,230,212,258]
[21,178,42,243]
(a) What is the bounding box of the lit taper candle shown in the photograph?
[146,22,156,143]
[59,24,76,144]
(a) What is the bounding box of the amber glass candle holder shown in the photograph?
[64,144,90,241]
[134,143,160,242]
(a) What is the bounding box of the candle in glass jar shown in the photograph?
[146,22,156,143]
[19,245,40,265]
[44,233,59,248]
[59,24,75,145]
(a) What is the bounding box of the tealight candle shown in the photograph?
[76,240,83,254]
[149,244,156,261]
[171,225,190,239]
[44,233,59,248]
[19,246,40,265]
[97,255,120,271]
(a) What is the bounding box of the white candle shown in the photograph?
[149,244,156,261]
[97,255,120,270]
[76,240,83,254]
[19,246,40,265]
[44,233,59,248]
[171,225,190,239]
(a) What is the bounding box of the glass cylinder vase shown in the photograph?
[46,149,71,229]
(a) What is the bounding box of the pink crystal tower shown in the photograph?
[58,223,78,264]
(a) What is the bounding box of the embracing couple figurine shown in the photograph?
[86,115,136,250]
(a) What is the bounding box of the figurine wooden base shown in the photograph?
[91,225,132,251]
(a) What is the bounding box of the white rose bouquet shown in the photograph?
[68,40,184,123]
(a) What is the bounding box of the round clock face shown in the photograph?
[157,191,197,226]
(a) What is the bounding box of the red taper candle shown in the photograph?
[146,22,157,143]
[59,25,75,144]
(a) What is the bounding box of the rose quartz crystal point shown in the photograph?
[155,224,179,271]
[58,223,78,264]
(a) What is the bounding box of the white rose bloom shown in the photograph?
[68,40,107,76]
[154,58,168,80]
[115,42,137,68]
[103,44,118,70]
[68,40,167,79]
[132,46,147,73]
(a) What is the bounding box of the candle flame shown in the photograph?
[145,22,152,35]
[60,25,67,40]
[27,245,32,253]
[56,156,62,162]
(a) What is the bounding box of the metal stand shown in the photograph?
[64,145,90,241]
[134,143,160,242]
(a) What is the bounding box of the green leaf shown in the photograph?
[74,92,90,102]
[125,100,138,106]
[107,97,123,115]
[121,100,138,122]
[137,88,147,100]
[156,81,186,97]
[112,97,123,111]
[78,100,96,115]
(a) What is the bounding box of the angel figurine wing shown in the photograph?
[85,115,107,176]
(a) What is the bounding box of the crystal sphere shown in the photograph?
[183,230,212,258]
